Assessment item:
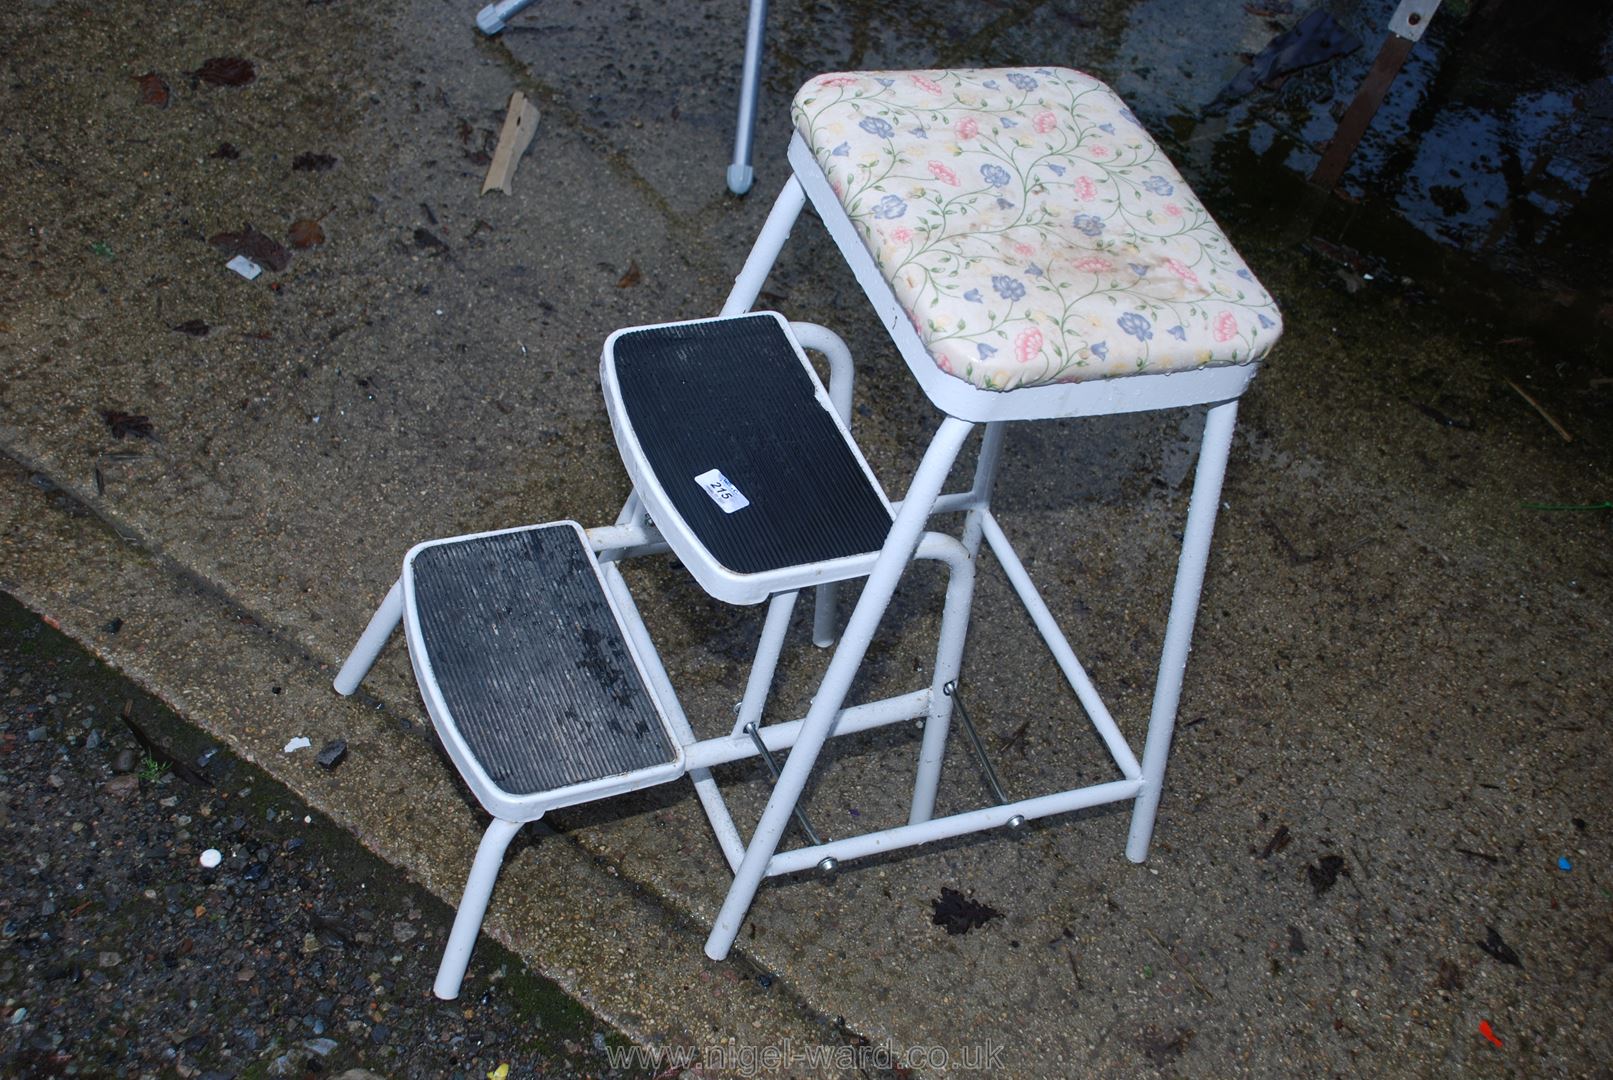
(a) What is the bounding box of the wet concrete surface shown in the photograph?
[3,0,1611,1075]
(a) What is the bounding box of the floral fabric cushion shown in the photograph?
[792,68,1283,391]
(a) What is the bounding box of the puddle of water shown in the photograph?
[1199,0,1613,291]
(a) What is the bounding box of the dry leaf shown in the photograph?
[615,260,642,288]
[292,152,337,172]
[192,57,256,87]
[288,218,325,249]
[208,223,290,272]
[101,410,155,440]
[135,72,170,107]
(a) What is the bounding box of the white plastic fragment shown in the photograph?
[226,255,263,280]
[199,848,222,868]
[283,736,312,753]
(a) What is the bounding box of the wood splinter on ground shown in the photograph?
[481,91,540,196]
[1504,377,1574,443]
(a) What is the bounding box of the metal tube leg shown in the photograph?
[597,559,748,873]
[909,535,977,825]
[475,0,537,35]
[704,418,975,960]
[733,591,799,736]
[960,422,1009,558]
[434,817,524,1000]
[721,177,806,316]
[791,322,859,648]
[906,421,1005,819]
[726,0,769,195]
[333,579,403,695]
[1126,400,1239,862]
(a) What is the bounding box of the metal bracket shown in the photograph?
[944,682,1025,831]
[1388,0,1441,43]
[743,722,837,872]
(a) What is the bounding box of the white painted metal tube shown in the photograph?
[720,177,806,316]
[433,817,523,999]
[908,533,977,825]
[766,779,1143,876]
[732,592,800,737]
[597,561,747,873]
[725,0,769,195]
[333,579,403,695]
[789,322,857,648]
[705,417,975,960]
[787,322,855,423]
[978,511,1143,780]
[1127,400,1238,862]
[475,0,535,35]
[613,490,644,529]
[687,690,929,770]
[916,491,986,517]
[586,521,669,563]
[961,421,1009,556]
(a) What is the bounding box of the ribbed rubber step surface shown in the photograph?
[612,314,892,575]
[409,526,675,797]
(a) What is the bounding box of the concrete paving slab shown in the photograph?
[4,0,1612,1075]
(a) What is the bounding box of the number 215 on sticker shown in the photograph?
[694,468,751,513]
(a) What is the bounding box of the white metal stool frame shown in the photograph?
[685,132,1257,960]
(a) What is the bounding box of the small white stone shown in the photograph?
[199,849,222,869]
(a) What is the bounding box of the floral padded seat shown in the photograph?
[792,68,1283,392]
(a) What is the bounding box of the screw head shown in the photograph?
[818,857,839,874]
[1006,814,1026,831]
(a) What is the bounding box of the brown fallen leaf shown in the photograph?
[135,72,170,107]
[615,260,643,288]
[192,57,256,87]
[287,218,325,249]
[292,152,337,172]
[208,223,290,272]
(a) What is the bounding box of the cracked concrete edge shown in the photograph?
[0,450,859,1074]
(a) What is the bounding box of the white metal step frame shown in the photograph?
[332,322,985,999]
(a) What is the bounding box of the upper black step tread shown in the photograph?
[612,315,892,576]
[409,526,675,797]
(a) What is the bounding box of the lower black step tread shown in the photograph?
[410,526,675,796]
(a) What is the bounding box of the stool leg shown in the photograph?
[1126,401,1238,862]
[908,423,1003,823]
[726,0,768,195]
[959,421,1009,560]
[791,322,859,648]
[732,591,799,737]
[720,177,806,316]
[434,817,524,1000]
[908,533,977,825]
[333,579,403,695]
[705,417,975,960]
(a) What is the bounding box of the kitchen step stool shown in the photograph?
[335,314,982,997]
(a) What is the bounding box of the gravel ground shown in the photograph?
[0,591,643,1080]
